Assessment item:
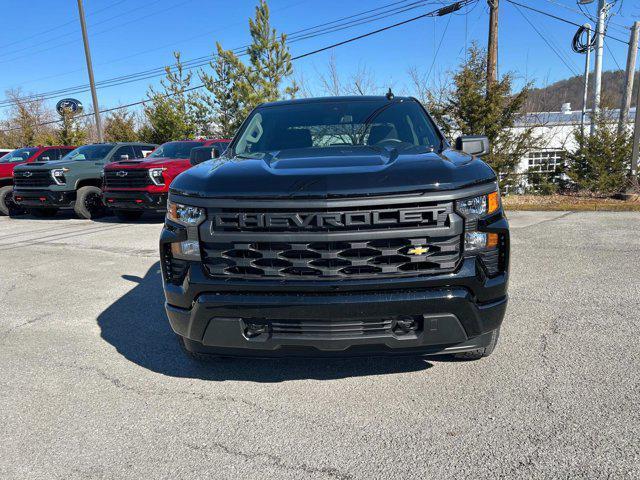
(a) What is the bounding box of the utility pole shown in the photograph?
[591,0,609,134]
[487,0,499,87]
[77,0,103,142]
[580,24,592,137]
[632,79,640,179]
[618,21,640,134]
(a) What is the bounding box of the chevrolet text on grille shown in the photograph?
[212,208,441,230]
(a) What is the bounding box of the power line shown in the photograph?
[0,0,128,50]
[0,0,476,133]
[512,4,580,76]
[0,0,445,108]
[505,0,629,45]
[0,0,193,64]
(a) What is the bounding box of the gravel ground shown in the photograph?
[0,210,638,479]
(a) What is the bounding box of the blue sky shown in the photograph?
[0,0,637,119]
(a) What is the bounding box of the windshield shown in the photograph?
[0,147,39,163]
[63,144,115,161]
[232,100,442,157]
[148,141,203,159]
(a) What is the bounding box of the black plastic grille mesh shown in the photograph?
[202,235,461,279]
[13,170,54,188]
[104,169,153,188]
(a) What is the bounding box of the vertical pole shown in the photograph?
[487,0,499,87]
[77,0,103,142]
[581,24,592,137]
[591,0,608,134]
[618,21,640,134]
[632,79,640,179]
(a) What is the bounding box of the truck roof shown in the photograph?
[259,95,416,108]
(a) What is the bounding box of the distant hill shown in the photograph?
[524,70,639,112]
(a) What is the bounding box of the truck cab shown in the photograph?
[0,145,75,216]
[102,139,229,220]
[13,142,156,219]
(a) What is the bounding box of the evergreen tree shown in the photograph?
[200,0,296,137]
[56,111,87,146]
[425,44,538,189]
[143,52,200,144]
[104,109,138,142]
[567,113,631,195]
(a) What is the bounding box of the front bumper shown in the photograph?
[13,189,75,208]
[103,191,167,211]
[166,285,507,357]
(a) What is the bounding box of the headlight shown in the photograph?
[464,231,499,252]
[149,168,166,186]
[456,191,501,253]
[51,168,69,185]
[167,201,205,226]
[456,191,500,218]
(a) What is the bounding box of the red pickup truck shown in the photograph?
[102,139,230,220]
[0,145,75,215]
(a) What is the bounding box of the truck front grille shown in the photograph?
[104,169,152,188]
[13,170,54,188]
[202,236,461,279]
[267,318,394,338]
[200,198,462,280]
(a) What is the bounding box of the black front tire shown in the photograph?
[0,185,25,216]
[29,208,59,218]
[114,210,144,221]
[74,186,106,219]
[453,328,501,361]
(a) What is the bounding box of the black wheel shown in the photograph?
[177,334,215,362]
[74,186,106,219]
[453,328,501,361]
[0,185,25,216]
[29,208,58,218]
[114,210,144,221]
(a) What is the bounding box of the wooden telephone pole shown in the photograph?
[618,21,640,134]
[487,0,499,86]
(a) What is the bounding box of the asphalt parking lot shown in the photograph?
[0,210,639,479]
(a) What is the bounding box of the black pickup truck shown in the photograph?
[160,96,509,360]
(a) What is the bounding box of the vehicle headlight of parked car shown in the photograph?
[166,201,205,260]
[148,167,166,186]
[51,168,69,185]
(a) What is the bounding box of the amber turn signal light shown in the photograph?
[487,191,500,214]
[487,233,499,249]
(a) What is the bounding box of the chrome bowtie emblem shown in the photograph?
[23,171,32,177]
[116,171,128,177]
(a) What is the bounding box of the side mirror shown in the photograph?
[119,154,129,160]
[190,146,215,166]
[455,135,489,157]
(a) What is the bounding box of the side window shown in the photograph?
[142,145,156,157]
[113,146,135,161]
[60,148,74,158]
[37,149,59,161]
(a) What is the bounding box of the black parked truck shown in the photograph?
[160,96,509,360]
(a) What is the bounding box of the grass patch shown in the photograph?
[503,195,640,212]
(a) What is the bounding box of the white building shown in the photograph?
[510,103,636,191]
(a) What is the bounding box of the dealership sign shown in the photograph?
[56,98,84,116]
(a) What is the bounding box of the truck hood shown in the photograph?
[13,159,81,171]
[105,157,187,169]
[170,146,497,199]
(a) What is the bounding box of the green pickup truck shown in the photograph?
[13,142,157,219]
